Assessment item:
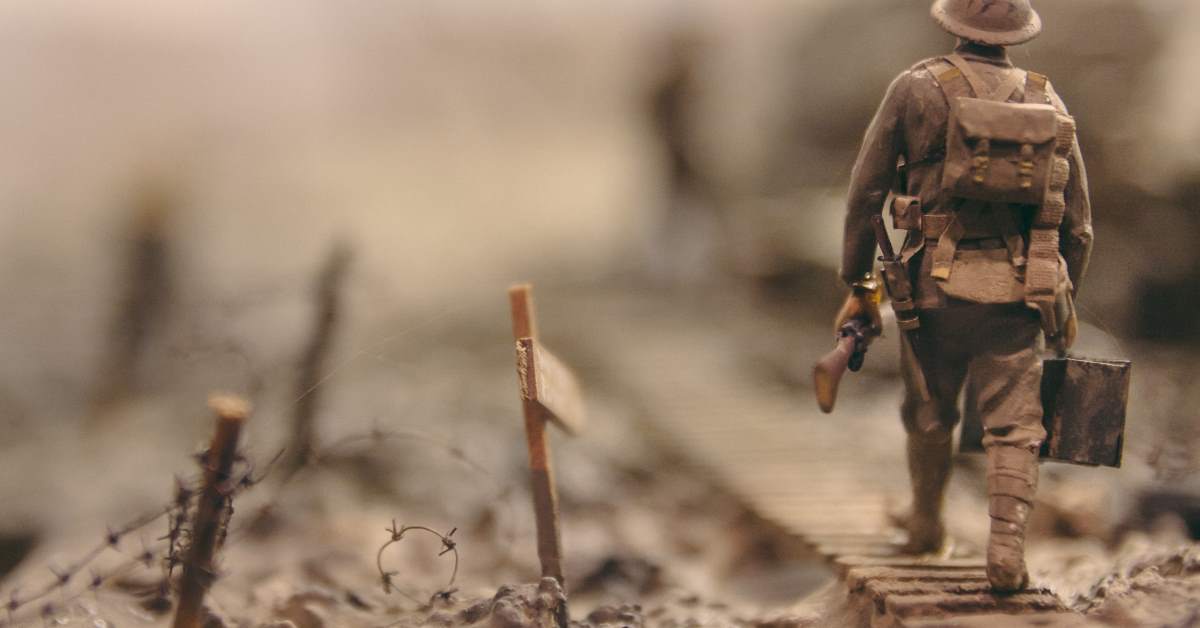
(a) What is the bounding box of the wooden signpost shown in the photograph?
[508,283,586,588]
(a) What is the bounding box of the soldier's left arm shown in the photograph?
[1046,83,1094,296]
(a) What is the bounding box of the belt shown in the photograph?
[924,236,1008,250]
[919,208,1027,280]
[921,213,1002,241]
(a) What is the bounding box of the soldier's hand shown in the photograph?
[834,291,883,338]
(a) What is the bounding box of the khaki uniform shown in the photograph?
[842,42,1093,449]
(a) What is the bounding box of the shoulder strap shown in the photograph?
[942,54,1029,103]
[1025,97,1076,349]
[928,57,973,101]
[945,54,988,97]
[990,69,1027,103]
[1024,71,1049,105]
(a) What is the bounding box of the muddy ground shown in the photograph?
[1,2,1199,626]
[1,279,1198,627]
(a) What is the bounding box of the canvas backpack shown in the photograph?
[928,54,1079,349]
[935,54,1068,205]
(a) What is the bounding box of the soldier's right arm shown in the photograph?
[841,71,912,286]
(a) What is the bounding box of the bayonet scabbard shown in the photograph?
[871,216,932,402]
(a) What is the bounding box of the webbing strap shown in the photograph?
[944,54,1026,102]
[926,57,973,281]
[1025,71,1049,105]
[932,59,972,100]
[946,54,988,97]
[991,69,1027,104]
[928,56,1030,281]
[989,203,1028,269]
[930,212,965,280]
[1025,105,1076,340]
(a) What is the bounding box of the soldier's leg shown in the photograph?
[967,306,1046,591]
[898,311,968,553]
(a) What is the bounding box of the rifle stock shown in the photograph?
[813,319,869,414]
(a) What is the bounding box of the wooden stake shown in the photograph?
[92,189,171,417]
[289,243,351,471]
[172,395,250,628]
[508,284,564,585]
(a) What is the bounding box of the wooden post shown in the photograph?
[508,284,565,585]
[173,395,250,628]
[91,189,171,418]
[289,243,351,472]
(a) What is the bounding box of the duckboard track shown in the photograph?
[591,292,1101,628]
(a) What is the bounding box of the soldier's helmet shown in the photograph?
[931,0,1042,46]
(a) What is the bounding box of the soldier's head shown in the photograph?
[930,0,1041,48]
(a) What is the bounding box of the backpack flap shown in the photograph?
[943,97,1060,205]
[956,98,1059,143]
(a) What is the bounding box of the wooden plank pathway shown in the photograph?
[598,304,1098,628]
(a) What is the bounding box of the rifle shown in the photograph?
[872,215,933,403]
[813,318,871,413]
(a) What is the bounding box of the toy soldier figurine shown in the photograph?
[835,0,1093,591]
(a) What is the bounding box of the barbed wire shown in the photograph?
[375,520,459,607]
[0,419,512,627]
[0,447,278,627]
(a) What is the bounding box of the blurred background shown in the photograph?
[0,0,1198,625]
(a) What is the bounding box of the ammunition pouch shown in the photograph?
[891,195,923,231]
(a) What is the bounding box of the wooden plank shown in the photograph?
[816,542,905,559]
[864,579,993,601]
[845,567,988,591]
[834,556,985,577]
[901,612,1095,627]
[884,591,1063,620]
[516,337,586,435]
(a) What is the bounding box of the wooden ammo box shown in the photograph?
[959,356,1130,467]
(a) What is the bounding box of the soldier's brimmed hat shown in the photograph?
[931,0,1042,46]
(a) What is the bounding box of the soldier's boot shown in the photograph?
[900,433,951,554]
[986,445,1040,592]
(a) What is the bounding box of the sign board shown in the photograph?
[516,337,586,436]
